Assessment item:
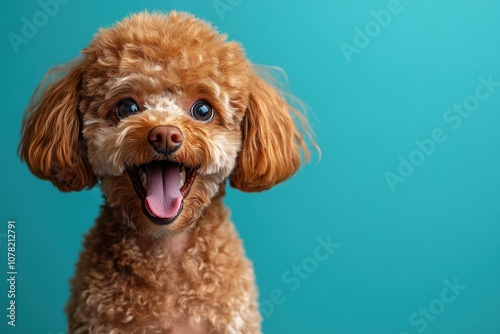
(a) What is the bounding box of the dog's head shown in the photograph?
[19,12,311,237]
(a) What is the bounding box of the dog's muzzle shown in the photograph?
[126,125,197,225]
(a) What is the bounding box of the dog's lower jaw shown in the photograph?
[66,196,262,334]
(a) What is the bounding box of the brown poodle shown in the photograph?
[19,11,312,333]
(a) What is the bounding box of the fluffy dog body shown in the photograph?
[20,12,310,333]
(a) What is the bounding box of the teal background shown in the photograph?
[2,0,500,333]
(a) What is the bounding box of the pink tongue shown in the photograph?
[144,162,182,219]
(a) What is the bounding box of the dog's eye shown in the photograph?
[116,98,141,119]
[190,100,214,122]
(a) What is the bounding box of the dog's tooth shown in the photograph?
[140,169,147,188]
[179,167,186,188]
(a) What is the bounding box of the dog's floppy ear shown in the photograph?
[19,60,96,192]
[230,70,311,192]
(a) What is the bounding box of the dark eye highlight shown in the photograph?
[190,100,214,122]
[116,98,141,119]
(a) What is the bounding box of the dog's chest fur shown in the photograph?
[66,199,261,333]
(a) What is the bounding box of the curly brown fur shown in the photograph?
[19,11,313,333]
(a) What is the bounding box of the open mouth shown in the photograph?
[127,161,197,225]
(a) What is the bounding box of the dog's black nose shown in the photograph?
[148,125,183,155]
